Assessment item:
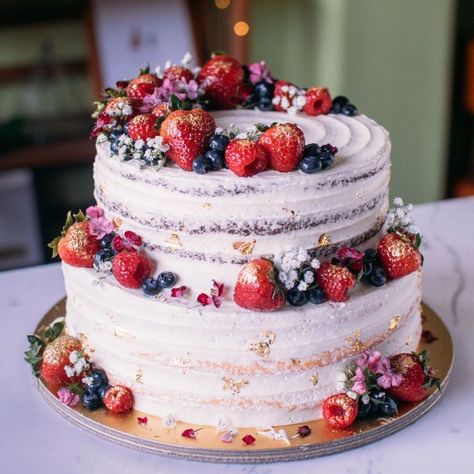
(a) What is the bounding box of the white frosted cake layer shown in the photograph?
[93,110,390,292]
[65,264,421,427]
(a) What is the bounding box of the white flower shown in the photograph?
[281,85,289,93]
[69,350,80,364]
[294,95,307,108]
[216,417,238,435]
[164,60,172,69]
[82,375,94,386]
[347,390,358,400]
[303,270,315,284]
[257,427,290,445]
[235,132,248,139]
[281,96,290,110]
[272,96,281,105]
[310,258,320,269]
[163,413,177,428]
[74,357,90,374]
[134,139,145,150]
[181,51,193,66]
[393,197,404,207]
[297,281,308,291]
[64,365,75,378]
[215,127,225,135]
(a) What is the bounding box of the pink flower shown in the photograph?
[57,388,80,407]
[112,230,142,252]
[376,358,403,389]
[137,416,148,426]
[185,80,200,100]
[351,367,367,395]
[220,432,235,443]
[89,216,115,240]
[356,350,382,372]
[86,206,104,219]
[197,281,225,307]
[247,61,272,84]
[91,112,115,137]
[336,246,365,262]
[171,286,187,298]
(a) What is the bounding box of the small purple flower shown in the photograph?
[220,432,235,443]
[376,358,403,388]
[89,216,114,240]
[86,205,104,219]
[356,350,382,372]
[247,61,272,84]
[185,79,200,100]
[351,367,367,395]
[58,388,80,407]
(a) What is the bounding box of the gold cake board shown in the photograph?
[33,299,453,463]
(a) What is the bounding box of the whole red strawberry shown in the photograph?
[316,262,356,302]
[160,109,216,171]
[57,221,99,268]
[377,232,422,279]
[127,114,160,141]
[225,139,268,177]
[103,385,134,414]
[234,258,285,311]
[258,123,305,172]
[112,251,152,289]
[198,54,244,109]
[322,393,358,429]
[303,87,332,116]
[387,352,438,402]
[126,73,161,100]
[104,97,136,118]
[163,65,194,82]
[272,80,300,112]
[40,335,82,388]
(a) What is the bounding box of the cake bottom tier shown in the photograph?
[64,264,422,428]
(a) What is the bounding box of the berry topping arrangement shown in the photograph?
[92,52,357,176]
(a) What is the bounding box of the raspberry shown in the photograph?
[225,139,268,177]
[112,251,152,289]
[322,393,359,429]
[303,87,332,116]
[103,385,134,414]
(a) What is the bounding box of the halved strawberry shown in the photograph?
[316,262,356,302]
[57,221,100,268]
[160,109,216,171]
[258,123,305,172]
[234,258,285,311]
[163,65,194,82]
[198,54,244,109]
[127,114,160,141]
[377,232,422,279]
[303,87,332,116]
[112,251,152,289]
[322,393,358,428]
[225,139,268,177]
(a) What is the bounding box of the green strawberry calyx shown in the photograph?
[47,210,86,258]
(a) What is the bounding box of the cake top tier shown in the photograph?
[91,52,365,179]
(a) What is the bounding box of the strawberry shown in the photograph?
[272,80,300,112]
[316,262,356,302]
[103,385,134,414]
[126,73,161,100]
[127,114,160,141]
[322,393,358,429]
[258,123,305,172]
[57,221,100,268]
[225,139,268,177]
[234,258,285,311]
[160,109,216,171]
[377,232,422,279]
[151,102,171,118]
[303,86,332,116]
[163,65,194,82]
[40,335,82,388]
[387,352,439,402]
[112,251,152,289]
[104,97,136,118]
[198,54,244,109]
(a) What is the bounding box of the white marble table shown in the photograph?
[1,197,473,473]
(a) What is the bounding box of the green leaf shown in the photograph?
[211,50,225,58]
[139,64,151,75]
[154,115,167,130]
[44,321,65,343]
[67,382,86,396]
[27,335,45,347]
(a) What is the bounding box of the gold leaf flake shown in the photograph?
[233,239,257,255]
[249,331,276,359]
[355,192,362,200]
[112,217,122,229]
[282,208,297,219]
[317,234,331,247]
[311,373,319,386]
[114,327,127,338]
[223,376,249,394]
[389,315,401,330]
[345,330,364,352]
[202,202,212,209]
[165,233,182,249]
[404,335,413,346]
[135,367,143,384]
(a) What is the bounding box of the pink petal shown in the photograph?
[181,428,197,439]
[242,434,256,445]
[124,230,142,247]
[171,286,187,298]
[336,246,365,261]
[212,280,224,297]
[220,432,235,443]
[86,206,104,219]
[112,235,125,253]
[197,293,212,306]
[137,416,148,425]
[212,295,223,308]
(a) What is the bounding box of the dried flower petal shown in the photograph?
[171,286,187,298]
[220,432,235,443]
[137,416,148,426]
[181,428,201,439]
[422,330,438,343]
[297,425,311,438]
[197,293,212,306]
[242,434,256,445]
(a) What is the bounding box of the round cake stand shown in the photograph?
[32,300,453,464]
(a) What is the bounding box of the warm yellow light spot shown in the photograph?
[234,21,250,36]
[215,0,230,9]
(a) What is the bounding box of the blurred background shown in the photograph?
[0,0,472,270]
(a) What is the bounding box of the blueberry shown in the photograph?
[330,102,342,114]
[110,140,120,155]
[333,95,349,106]
[157,271,176,289]
[303,143,320,157]
[307,286,326,305]
[93,248,115,270]
[88,369,108,390]
[363,248,378,263]
[299,156,322,174]
[109,130,122,141]
[342,103,358,116]
[320,151,334,170]
[255,80,274,98]
[100,232,116,249]
[82,388,103,410]
[98,384,110,400]
[286,288,308,306]
[257,97,273,111]
[209,134,230,151]
[319,144,336,154]
[205,149,225,170]
[123,122,129,134]
[366,265,387,287]
[357,400,372,418]
[192,155,212,174]
[142,277,161,296]
[379,397,397,417]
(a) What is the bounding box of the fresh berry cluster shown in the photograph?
[299,143,337,174]
[330,95,358,116]
[142,272,176,296]
[192,133,230,174]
